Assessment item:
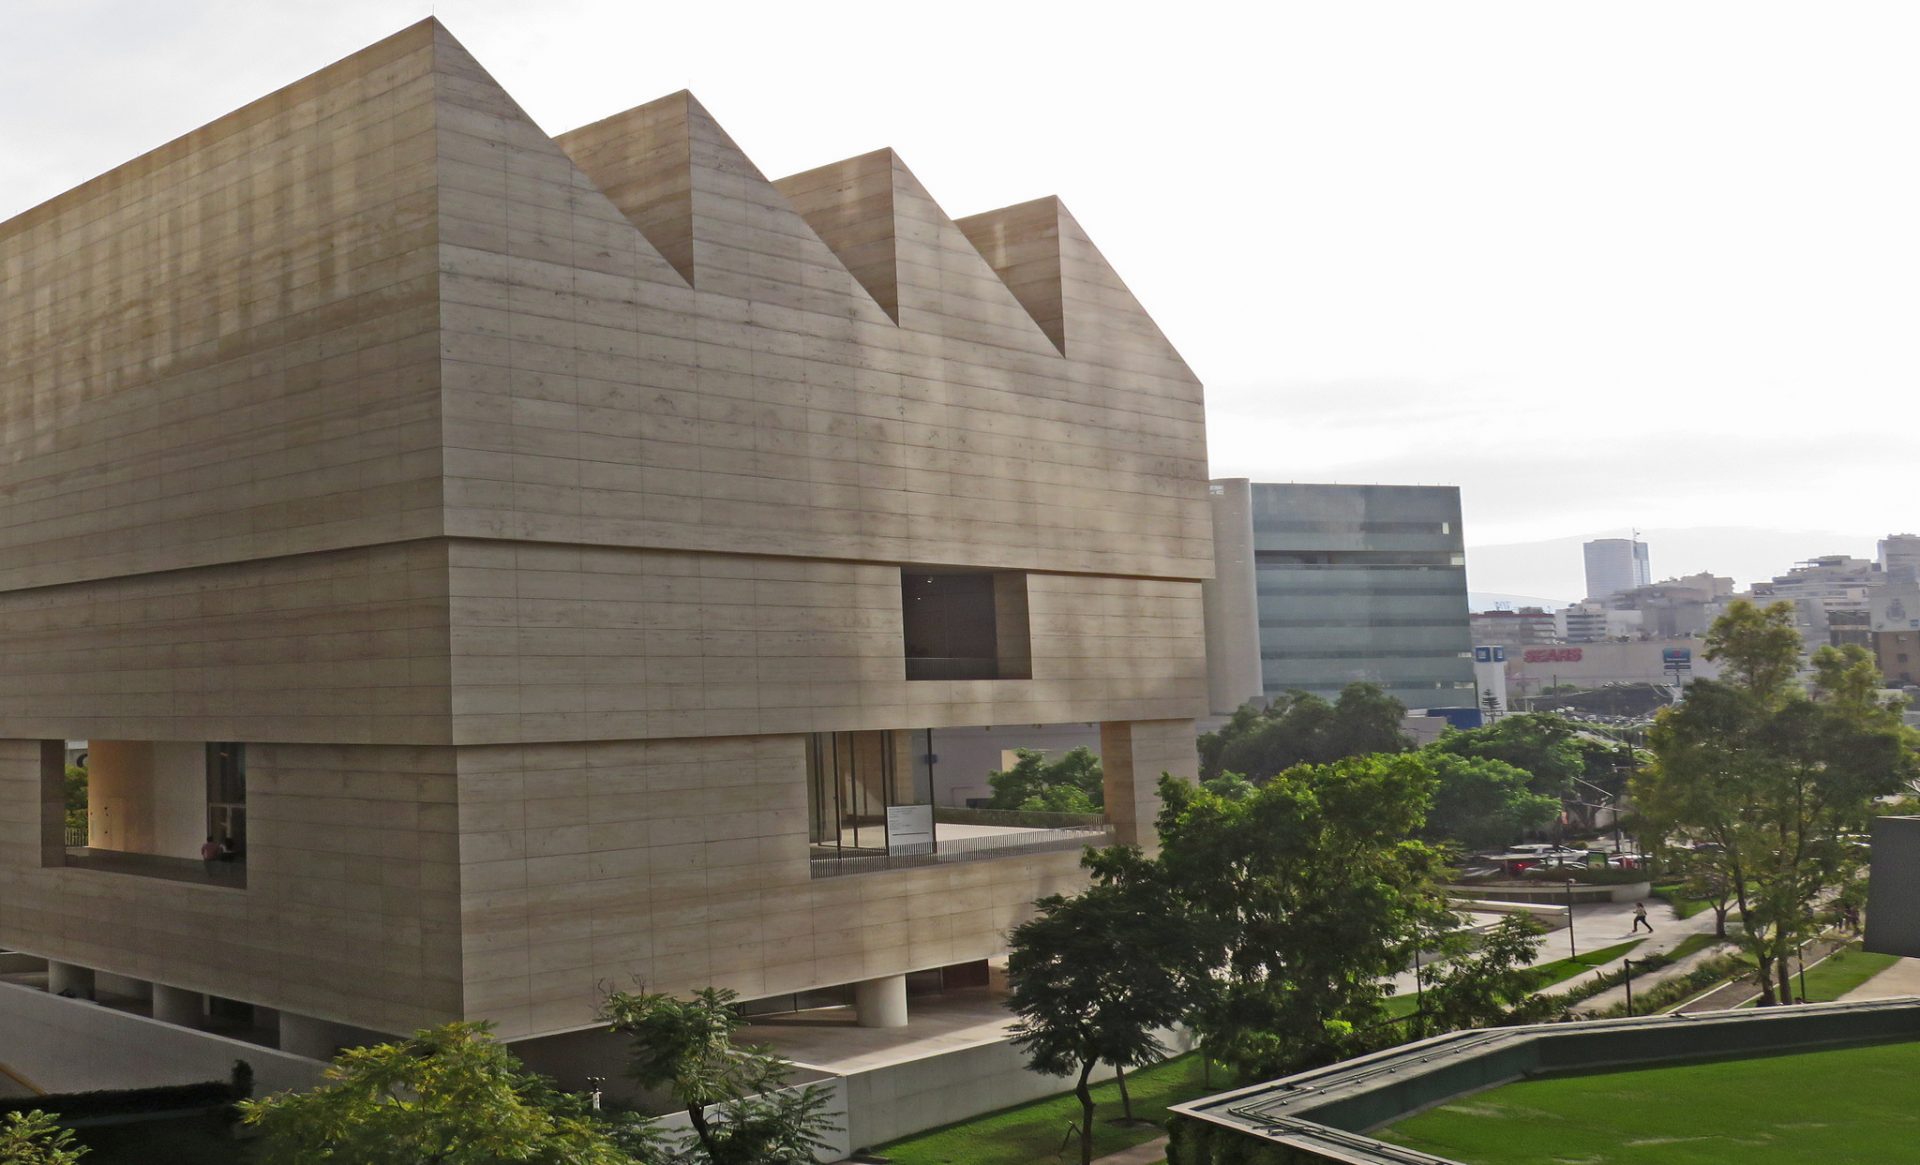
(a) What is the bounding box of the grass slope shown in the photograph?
[1651,883,1715,920]
[1663,932,1723,964]
[875,1053,1215,1165]
[1536,938,1645,988]
[1379,938,1646,1024]
[1794,942,1900,1003]
[1377,1039,1920,1164]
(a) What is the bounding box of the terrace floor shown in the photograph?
[739,981,1020,1074]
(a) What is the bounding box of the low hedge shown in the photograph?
[1167,1113,1294,1165]
[1585,953,1752,1018]
[1,1060,251,1121]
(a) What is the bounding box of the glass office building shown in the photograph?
[1207,481,1476,712]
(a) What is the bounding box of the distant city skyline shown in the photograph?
[1465,526,1889,608]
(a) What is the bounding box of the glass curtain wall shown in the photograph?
[807,730,934,859]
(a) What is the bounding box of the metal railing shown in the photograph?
[934,806,1105,830]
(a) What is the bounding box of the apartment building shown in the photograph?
[0,21,1210,1058]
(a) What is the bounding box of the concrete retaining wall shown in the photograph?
[0,981,323,1097]
[831,1025,1194,1152]
[649,1077,853,1162]
[1449,880,1650,905]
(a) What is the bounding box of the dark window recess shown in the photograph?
[901,570,1032,681]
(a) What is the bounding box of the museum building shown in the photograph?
[0,20,1210,1058]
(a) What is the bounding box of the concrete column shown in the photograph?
[152,983,205,1027]
[1202,478,1264,716]
[278,1012,342,1061]
[1099,719,1200,852]
[854,974,908,1028]
[47,961,94,999]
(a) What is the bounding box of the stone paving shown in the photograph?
[1841,955,1920,1002]
[1560,897,1733,1013]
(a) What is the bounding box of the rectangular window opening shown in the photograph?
[57,741,247,888]
[901,569,1032,681]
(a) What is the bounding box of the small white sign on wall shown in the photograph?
[886,804,935,854]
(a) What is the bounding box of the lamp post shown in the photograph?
[1566,878,1578,960]
[1797,939,1809,1004]
[1623,958,1633,1017]
[1413,946,1425,1038]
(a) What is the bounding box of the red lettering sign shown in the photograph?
[1523,647,1584,663]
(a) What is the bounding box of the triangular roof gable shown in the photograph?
[557,93,890,325]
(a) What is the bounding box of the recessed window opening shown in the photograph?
[901,569,1032,681]
[58,740,247,887]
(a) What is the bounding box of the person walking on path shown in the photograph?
[1630,901,1653,933]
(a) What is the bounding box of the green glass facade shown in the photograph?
[1248,483,1475,710]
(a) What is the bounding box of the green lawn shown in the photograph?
[1652,884,1716,919]
[1794,942,1900,1003]
[1665,932,1724,964]
[1728,942,1897,1009]
[875,1053,1215,1165]
[1377,1039,1920,1164]
[1535,938,1645,988]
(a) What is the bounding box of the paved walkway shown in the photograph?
[1090,1135,1169,1165]
[1841,955,1920,1002]
[1669,933,1854,1013]
[1562,902,1738,1013]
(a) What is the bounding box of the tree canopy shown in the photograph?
[1199,684,1412,783]
[1430,712,1587,801]
[1416,915,1560,1034]
[1421,752,1561,852]
[986,746,1104,812]
[1635,600,1920,1005]
[1007,849,1207,1164]
[1154,755,1452,1078]
[599,986,836,1165]
[238,1023,632,1165]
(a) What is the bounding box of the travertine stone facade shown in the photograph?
[0,20,1209,1041]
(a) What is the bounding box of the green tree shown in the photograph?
[1155,755,1450,1079]
[599,987,835,1165]
[1199,684,1411,783]
[1415,915,1560,1035]
[1006,849,1206,1164]
[1675,842,1736,938]
[1479,688,1504,722]
[986,747,1104,812]
[1635,601,1919,1005]
[62,765,86,840]
[0,1112,86,1165]
[1420,752,1561,851]
[1431,712,1585,801]
[238,1023,633,1165]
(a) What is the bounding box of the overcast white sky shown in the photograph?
[5,1,1914,598]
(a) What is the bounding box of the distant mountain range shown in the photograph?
[1464,527,1886,606]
